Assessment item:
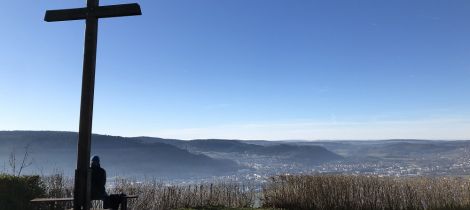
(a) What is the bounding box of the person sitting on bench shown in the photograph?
[91,155,108,201]
[91,155,125,210]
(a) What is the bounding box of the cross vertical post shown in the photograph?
[74,0,99,209]
[44,1,141,209]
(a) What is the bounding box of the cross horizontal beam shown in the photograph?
[45,3,142,22]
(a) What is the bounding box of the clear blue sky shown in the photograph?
[0,0,469,140]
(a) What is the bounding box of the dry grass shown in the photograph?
[262,175,470,210]
[39,174,257,210]
[112,178,258,210]
[37,173,470,210]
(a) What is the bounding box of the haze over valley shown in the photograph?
[2,131,470,183]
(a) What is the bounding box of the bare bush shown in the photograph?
[39,172,74,209]
[263,175,470,210]
[41,172,73,198]
[37,173,470,210]
[38,174,257,210]
[112,178,257,210]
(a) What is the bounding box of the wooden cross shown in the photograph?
[44,1,141,210]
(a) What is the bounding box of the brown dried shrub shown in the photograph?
[263,175,470,210]
[112,178,257,210]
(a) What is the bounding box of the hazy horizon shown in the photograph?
[1,130,468,141]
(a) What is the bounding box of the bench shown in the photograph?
[31,195,138,210]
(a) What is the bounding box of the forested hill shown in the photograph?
[0,131,239,178]
[0,131,344,178]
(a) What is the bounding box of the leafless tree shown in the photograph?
[8,143,33,176]
[2,160,6,174]
[9,148,17,175]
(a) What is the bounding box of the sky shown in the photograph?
[0,0,469,140]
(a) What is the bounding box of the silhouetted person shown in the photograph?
[91,155,124,210]
[90,155,107,200]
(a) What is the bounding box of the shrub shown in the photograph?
[41,172,73,198]
[263,175,470,210]
[0,174,45,210]
[112,178,257,210]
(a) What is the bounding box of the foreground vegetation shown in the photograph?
[0,175,44,210]
[3,173,470,210]
[178,208,274,210]
[113,178,258,210]
[263,175,470,210]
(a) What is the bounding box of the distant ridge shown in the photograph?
[0,131,239,178]
[2,131,470,178]
[0,131,344,177]
[137,137,344,166]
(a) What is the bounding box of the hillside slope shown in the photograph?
[0,131,239,178]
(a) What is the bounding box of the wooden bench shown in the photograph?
[31,195,138,210]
